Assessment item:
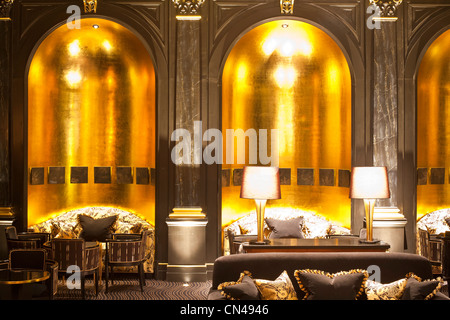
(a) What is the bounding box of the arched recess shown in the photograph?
[416,29,450,219]
[221,19,352,228]
[27,17,156,226]
[402,11,450,250]
[207,4,366,255]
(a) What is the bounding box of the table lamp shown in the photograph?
[240,166,281,245]
[349,166,390,243]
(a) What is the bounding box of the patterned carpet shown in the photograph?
[54,277,212,300]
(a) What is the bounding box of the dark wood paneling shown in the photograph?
[0,20,11,208]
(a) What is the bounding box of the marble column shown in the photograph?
[372,20,407,251]
[174,18,201,207]
[166,0,207,281]
[373,22,398,207]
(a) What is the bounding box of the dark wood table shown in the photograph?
[0,269,50,299]
[242,237,390,253]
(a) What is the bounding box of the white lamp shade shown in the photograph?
[349,166,390,199]
[240,166,281,200]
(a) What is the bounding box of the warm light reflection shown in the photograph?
[274,66,297,88]
[261,22,313,57]
[222,19,351,228]
[417,29,450,221]
[65,70,82,87]
[68,40,81,56]
[102,40,112,51]
[28,18,156,227]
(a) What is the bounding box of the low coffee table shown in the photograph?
[242,237,390,253]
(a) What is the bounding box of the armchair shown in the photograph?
[8,249,58,299]
[104,230,150,293]
[5,226,50,252]
[418,228,443,275]
[50,239,100,299]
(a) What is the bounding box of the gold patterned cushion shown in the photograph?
[254,271,298,300]
[218,271,260,300]
[51,222,79,239]
[294,269,368,300]
[365,278,407,300]
[130,223,143,234]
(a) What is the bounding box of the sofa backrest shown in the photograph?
[211,252,433,292]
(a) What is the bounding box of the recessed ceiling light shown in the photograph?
[282,23,289,28]
[92,24,100,29]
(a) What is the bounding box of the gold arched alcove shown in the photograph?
[27,18,156,226]
[417,29,450,220]
[222,20,352,228]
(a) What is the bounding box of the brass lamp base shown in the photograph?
[363,199,378,243]
[253,199,270,245]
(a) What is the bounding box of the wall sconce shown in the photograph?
[349,166,390,243]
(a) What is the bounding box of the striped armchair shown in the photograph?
[51,238,101,299]
[104,230,151,293]
[5,226,50,252]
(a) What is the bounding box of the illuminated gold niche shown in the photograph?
[27,18,156,226]
[222,20,352,228]
[417,29,450,220]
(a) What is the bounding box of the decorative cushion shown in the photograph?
[130,223,143,234]
[51,222,78,239]
[365,278,407,300]
[445,217,450,229]
[265,218,303,239]
[402,273,443,300]
[294,269,368,300]
[254,270,298,300]
[77,214,118,241]
[218,271,260,300]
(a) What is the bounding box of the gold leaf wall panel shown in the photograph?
[28,18,156,226]
[417,29,450,220]
[222,20,352,228]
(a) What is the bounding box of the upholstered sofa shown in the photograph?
[28,207,155,273]
[223,208,351,254]
[208,252,449,300]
